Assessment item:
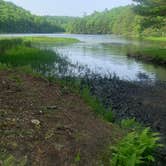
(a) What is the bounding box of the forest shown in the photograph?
[0,0,165,37]
[0,0,68,33]
[68,5,166,37]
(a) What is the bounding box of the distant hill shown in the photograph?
[0,0,76,33]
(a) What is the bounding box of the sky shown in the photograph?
[5,0,133,16]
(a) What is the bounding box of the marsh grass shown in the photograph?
[0,46,56,66]
[0,38,29,54]
[22,36,79,44]
[128,47,166,64]
[144,37,166,42]
[139,48,166,61]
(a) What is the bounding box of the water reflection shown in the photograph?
[50,37,166,81]
[0,34,166,81]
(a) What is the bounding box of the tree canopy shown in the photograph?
[133,0,166,16]
[67,5,165,37]
[0,0,75,33]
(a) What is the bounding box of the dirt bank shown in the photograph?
[0,70,122,166]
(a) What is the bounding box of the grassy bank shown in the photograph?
[22,36,80,44]
[127,48,166,66]
[144,37,166,42]
[0,38,161,165]
[0,36,80,45]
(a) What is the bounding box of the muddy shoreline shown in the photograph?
[80,75,166,165]
[0,70,123,165]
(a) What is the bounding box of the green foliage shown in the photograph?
[120,118,142,130]
[145,37,166,42]
[0,0,66,33]
[111,128,161,166]
[81,87,114,122]
[68,5,165,37]
[103,110,114,123]
[0,152,27,166]
[133,0,166,17]
[43,16,77,30]
[129,47,166,63]
[0,46,57,67]
[81,87,104,114]
[74,152,81,163]
[0,38,28,53]
[132,0,166,36]
[23,36,79,44]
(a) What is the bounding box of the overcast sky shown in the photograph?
[5,0,133,16]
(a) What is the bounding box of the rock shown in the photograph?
[54,143,64,151]
[31,119,40,125]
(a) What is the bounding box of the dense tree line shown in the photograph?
[67,5,166,37]
[0,0,165,37]
[43,16,77,30]
[133,0,166,17]
[0,0,67,33]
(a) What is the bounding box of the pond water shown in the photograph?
[1,33,166,81]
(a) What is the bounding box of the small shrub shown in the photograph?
[103,108,114,122]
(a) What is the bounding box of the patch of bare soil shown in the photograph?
[0,70,122,166]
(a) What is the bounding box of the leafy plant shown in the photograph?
[74,152,81,163]
[110,128,162,166]
[0,152,27,166]
[120,118,142,130]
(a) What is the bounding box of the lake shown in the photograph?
[1,33,166,81]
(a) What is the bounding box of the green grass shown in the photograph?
[81,86,114,122]
[22,36,79,44]
[0,46,58,67]
[137,48,166,62]
[0,38,30,54]
[128,47,166,64]
[144,37,166,42]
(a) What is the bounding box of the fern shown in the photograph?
[111,128,161,166]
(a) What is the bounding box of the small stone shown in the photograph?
[31,119,40,125]
[39,110,43,114]
[54,143,64,151]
